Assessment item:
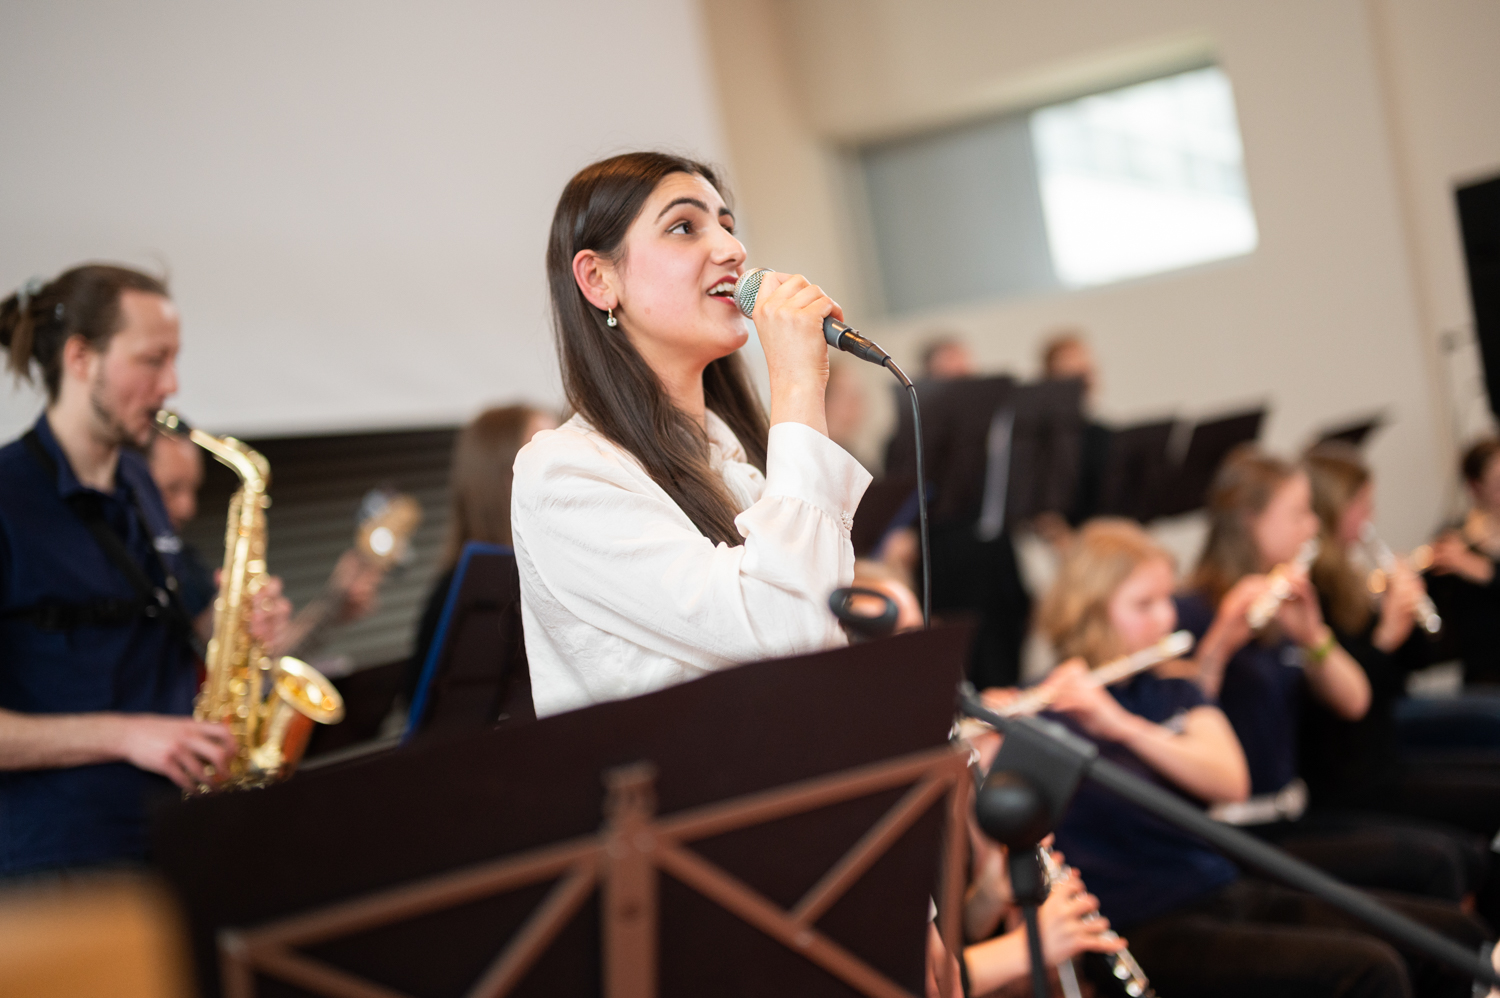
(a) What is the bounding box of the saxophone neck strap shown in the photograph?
[10,429,197,643]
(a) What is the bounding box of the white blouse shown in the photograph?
[512,410,872,718]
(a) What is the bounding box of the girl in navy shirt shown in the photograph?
[1030,518,1481,998]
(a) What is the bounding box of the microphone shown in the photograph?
[733,268,892,367]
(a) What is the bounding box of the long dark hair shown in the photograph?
[1304,442,1373,635]
[1190,445,1298,605]
[546,152,768,546]
[443,405,543,567]
[1,264,170,399]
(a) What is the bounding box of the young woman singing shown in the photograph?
[514,152,871,717]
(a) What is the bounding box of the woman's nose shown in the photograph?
[713,229,747,267]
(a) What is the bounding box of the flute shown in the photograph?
[1360,523,1442,635]
[1040,848,1155,998]
[1246,539,1320,631]
[994,630,1195,719]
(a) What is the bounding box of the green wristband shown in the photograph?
[1305,630,1337,664]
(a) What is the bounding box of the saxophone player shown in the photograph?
[0,264,291,877]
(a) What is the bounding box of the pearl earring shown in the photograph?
[606,308,617,328]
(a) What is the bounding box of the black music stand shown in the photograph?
[406,541,533,741]
[884,376,1016,524]
[999,380,1085,532]
[151,626,975,998]
[1313,412,1386,449]
[1158,407,1266,517]
[1095,419,1177,523]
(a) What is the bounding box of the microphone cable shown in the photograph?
[882,358,931,628]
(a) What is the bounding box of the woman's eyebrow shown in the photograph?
[655,196,716,221]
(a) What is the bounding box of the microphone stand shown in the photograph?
[959,691,1500,992]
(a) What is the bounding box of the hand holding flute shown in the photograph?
[1360,523,1441,636]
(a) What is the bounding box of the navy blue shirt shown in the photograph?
[1050,672,1238,930]
[0,415,198,874]
[1176,592,1305,796]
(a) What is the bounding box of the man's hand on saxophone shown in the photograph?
[111,715,236,791]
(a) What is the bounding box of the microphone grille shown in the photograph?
[733,267,771,319]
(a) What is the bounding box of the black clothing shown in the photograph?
[1300,593,1500,839]
[1253,811,1481,904]
[1128,878,1487,998]
[0,416,197,875]
[1300,605,1432,809]
[176,540,217,622]
[928,524,1029,689]
[1427,559,1500,686]
[1066,420,1110,526]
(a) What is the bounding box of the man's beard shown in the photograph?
[89,373,148,450]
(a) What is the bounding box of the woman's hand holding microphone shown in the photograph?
[745,270,841,436]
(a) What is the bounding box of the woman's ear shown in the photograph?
[573,249,618,312]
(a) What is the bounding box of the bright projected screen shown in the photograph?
[1031,66,1258,288]
[0,1,727,441]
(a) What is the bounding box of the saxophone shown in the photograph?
[155,411,344,791]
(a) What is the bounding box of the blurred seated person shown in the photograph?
[850,557,923,632]
[408,404,556,699]
[146,429,217,642]
[824,358,871,469]
[1037,328,1107,541]
[1040,328,1097,403]
[922,334,977,381]
[1428,436,1500,687]
[1301,443,1500,848]
[148,432,383,657]
[939,719,1128,997]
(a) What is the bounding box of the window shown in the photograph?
[857,65,1257,313]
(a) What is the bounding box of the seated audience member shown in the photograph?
[145,429,217,642]
[1038,328,1108,536]
[922,334,977,381]
[824,358,870,467]
[512,152,873,717]
[150,430,382,659]
[1039,328,1097,403]
[1033,519,1483,998]
[946,722,1128,997]
[1301,444,1500,846]
[1428,436,1500,687]
[850,557,923,633]
[408,404,556,697]
[1179,447,1481,905]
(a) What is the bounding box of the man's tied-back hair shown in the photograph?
[1,264,170,400]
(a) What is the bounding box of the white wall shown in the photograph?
[0,0,727,440]
[702,0,1500,549]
